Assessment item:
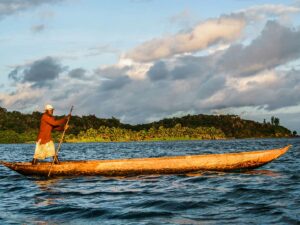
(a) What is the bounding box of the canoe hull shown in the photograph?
[0,145,291,177]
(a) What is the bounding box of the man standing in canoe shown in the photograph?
[32,104,70,165]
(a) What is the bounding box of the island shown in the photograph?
[0,107,296,144]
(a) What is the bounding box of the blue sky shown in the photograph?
[0,0,300,133]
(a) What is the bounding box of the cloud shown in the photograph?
[122,19,300,120]
[2,3,300,133]
[4,19,300,125]
[68,68,87,79]
[118,57,152,80]
[147,61,169,81]
[169,10,191,25]
[5,58,300,126]
[86,45,119,57]
[209,69,300,111]
[0,0,65,20]
[8,67,22,82]
[236,4,300,21]
[94,65,130,79]
[74,54,226,123]
[0,83,45,110]
[168,9,194,29]
[100,75,132,91]
[31,24,46,33]
[126,16,246,62]
[8,56,66,87]
[125,4,300,63]
[219,21,300,76]
[170,55,216,80]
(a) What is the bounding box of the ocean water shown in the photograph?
[0,138,299,225]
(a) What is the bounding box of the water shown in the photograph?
[0,138,299,224]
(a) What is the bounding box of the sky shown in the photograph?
[0,0,300,133]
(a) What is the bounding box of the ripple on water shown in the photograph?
[0,138,300,224]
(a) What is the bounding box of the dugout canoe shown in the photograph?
[0,145,291,177]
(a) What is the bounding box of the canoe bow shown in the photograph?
[0,145,291,177]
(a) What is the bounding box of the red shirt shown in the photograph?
[37,113,67,144]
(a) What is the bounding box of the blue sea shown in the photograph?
[0,138,299,224]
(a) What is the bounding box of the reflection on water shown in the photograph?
[33,178,60,190]
[184,172,204,177]
[243,169,282,177]
[0,138,299,224]
[34,196,57,207]
[33,178,62,207]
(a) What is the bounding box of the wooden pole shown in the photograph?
[48,106,73,177]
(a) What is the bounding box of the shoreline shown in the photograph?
[9,135,295,145]
[65,136,297,143]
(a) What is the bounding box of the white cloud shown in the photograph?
[226,70,279,92]
[219,21,300,77]
[126,4,300,63]
[126,17,246,62]
[0,83,45,110]
[237,4,300,22]
[118,57,152,80]
[2,3,300,133]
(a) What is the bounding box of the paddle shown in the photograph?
[48,106,74,177]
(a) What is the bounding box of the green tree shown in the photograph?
[274,117,280,126]
[0,130,20,143]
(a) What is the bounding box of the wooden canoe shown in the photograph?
[0,145,291,177]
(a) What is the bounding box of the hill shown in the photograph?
[130,114,293,138]
[0,106,295,143]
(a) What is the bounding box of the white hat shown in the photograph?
[45,104,54,110]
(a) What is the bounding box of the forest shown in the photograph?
[0,106,295,143]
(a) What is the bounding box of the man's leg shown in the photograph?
[31,158,38,165]
[53,155,60,164]
[33,141,41,165]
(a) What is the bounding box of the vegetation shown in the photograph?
[129,114,293,139]
[65,125,226,142]
[0,106,296,144]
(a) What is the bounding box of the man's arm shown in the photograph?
[53,125,65,131]
[43,115,67,127]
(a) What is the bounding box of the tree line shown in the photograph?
[65,124,226,142]
[0,106,296,143]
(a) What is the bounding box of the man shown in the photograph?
[32,104,70,165]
